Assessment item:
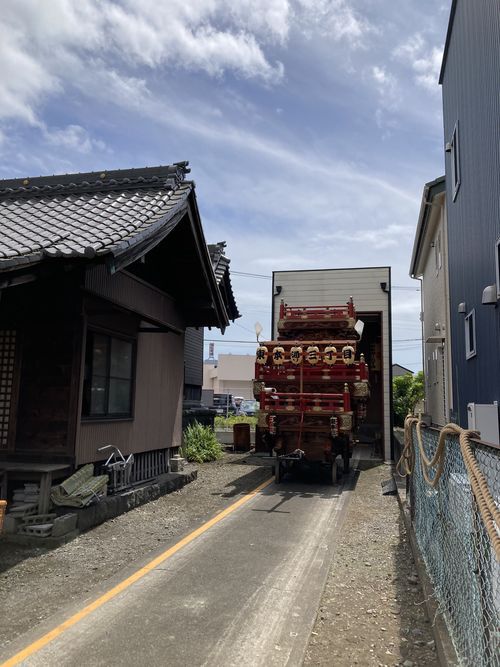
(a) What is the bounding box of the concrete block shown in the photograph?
[3,514,23,534]
[22,514,57,526]
[51,513,78,538]
[19,523,53,537]
[170,456,185,472]
[8,503,38,518]
[76,505,96,532]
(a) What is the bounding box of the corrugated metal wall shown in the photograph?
[184,328,204,387]
[272,268,392,461]
[442,0,500,425]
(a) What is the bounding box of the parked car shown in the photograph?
[241,399,259,416]
[213,393,236,415]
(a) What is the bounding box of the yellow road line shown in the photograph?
[1,476,274,667]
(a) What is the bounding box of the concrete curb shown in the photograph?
[394,477,459,667]
[1,470,197,547]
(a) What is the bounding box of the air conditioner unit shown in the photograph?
[467,402,500,445]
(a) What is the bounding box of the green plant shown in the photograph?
[393,370,424,427]
[214,415,257,429]
[182,422,224,463]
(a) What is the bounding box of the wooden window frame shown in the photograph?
[82,329,136,420]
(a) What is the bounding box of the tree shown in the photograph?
[392,371,424,427]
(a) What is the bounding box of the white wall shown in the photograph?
[272,268,392,461]
[203,354,255,399]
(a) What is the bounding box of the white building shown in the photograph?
[203,354,255,399]
[272,267,393,462]
[410,176,452,426]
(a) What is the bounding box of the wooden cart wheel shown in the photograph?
[275,455,281,484]
[331,460,338,485]
[343,438,350,473]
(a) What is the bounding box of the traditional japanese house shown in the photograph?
[184,241,240,403]
[0,162,233,478]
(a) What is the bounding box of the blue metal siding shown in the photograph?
[442,0,500,425]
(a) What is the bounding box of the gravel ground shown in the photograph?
[1,453,440,666]
[0,452,272,650]
[303,461,438,667]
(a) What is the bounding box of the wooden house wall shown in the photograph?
[77,266,186,464]
[441,0,500,425]
[85,265,183,330]
[272,268,392,461]
[0,274,84,461]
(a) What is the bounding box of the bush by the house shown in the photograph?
[214,415,257,429]
[182,422,223,463]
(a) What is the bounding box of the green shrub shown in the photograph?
[393,370,424,427]
[214,415,257,429]
[182,422,223,463]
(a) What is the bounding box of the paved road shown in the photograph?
[4,475,354,667]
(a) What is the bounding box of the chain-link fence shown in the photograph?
[408,424,500,666]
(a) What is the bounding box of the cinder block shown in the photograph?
[19,523,53,537]
[22,514,57,526]
[3,514,23,534]
[51,513,78,538]
[8,503,38,518]
[75,505,96,532]
[170,456,185,472]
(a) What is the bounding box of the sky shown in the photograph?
[0,0,452,371]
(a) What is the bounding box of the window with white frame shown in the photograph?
[496,236,500,299]
[449,122,461,200]
[465,309,476,359]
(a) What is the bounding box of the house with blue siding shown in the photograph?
[439,0,500,443]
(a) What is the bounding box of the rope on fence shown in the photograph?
[398,415,500,561]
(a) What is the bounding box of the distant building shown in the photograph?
[410,176,452,427]
[203,354,255,400]
[439,0,500,442]
[392,364,414,378]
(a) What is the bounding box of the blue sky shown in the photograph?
[0,0,451,370]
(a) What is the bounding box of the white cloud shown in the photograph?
[393,33,443,92]
[43,125,108,154]
[294,0,369,44]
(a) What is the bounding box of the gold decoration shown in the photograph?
[306,345,320,365]
[290,346,303,365]
[338,413,353,432]
[272,346,285,365]
[342,345,355,365]
[256,345,268,365]
[323,344,337,365]
[353,382,370,398]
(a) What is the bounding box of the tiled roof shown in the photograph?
[208,242,240,321]
[0,163,192,271]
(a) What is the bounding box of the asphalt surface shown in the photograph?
[3,474,354,667]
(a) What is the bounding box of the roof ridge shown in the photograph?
[0,162,191,199]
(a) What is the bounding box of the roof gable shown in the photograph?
[0,162,230,331]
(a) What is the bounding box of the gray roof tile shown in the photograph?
[0,163,192,271]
